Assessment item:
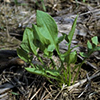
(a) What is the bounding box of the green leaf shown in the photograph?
[21,28,38,55]
[44,45,55,56]
[17,48,32,63]
[33,24,49,47]
[87,40,92,52]
[93,46,100,51]
[92,36,98,46]
[58,33,67,43]
[25,67,60,80]
[46,69,60,77]
[21,28,32,53]
[66,15,78,43]
[60,50,69,61]
[11,92,19,95]
[32,10,59,56]
[80,52,88,58]
[60,44,78,61]
[65,51,77,64]
[47,45,55,52]
[43,48,53,57]
[25,67,46,76]
[27,29,38,56]
[36,10,58,42]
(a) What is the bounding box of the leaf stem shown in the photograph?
[37,55,44,65]
[72,59,85,85]
[67,64,71,86]
[56,45,64,70]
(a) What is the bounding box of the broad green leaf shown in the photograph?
[65,51,77,64]
[32,10,59,56]
[36,10,58,42]
[25,67,60,80]
[87,40,92,52]
[25,67,46,76]
[92,36,98,46]
[32,24,50,55]
[17,48,32,63]
[33,24,49,47]
[21,28,38,55]
[47,45,55,52]
[66,15,78,43]
[21,28,32,53]
[27,29,38,55]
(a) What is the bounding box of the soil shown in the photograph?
[0,0,100,100]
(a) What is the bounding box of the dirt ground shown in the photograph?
[0,0,100,100]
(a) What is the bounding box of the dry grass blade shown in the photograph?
[30,87,42,100]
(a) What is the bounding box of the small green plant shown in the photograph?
[73,36,100,85]
[17,10,100,87]
[80,36,100,58]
